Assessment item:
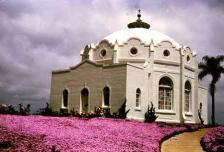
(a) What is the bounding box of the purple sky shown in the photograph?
[0,0,223,124]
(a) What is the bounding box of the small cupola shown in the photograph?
[127,10,150,29]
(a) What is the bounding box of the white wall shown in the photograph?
[198,86,208,124]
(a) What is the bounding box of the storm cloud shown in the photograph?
[0,0,223,123]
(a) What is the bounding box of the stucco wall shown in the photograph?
[126,64,148,121]
[50,61,127,113]
[154,41,180,63]
[153,68,181,123]
[117,38,149,62]
[198,86,208,124]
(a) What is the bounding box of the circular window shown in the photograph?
[130,47,138,55]
[100,49,106,57]
[163,50,170,57]
[187,55,190,62]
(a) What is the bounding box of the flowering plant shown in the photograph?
[0,114,192,152]
[201,126,224,152]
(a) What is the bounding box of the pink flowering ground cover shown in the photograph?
[0,115,189,152]
[201,126,224,152]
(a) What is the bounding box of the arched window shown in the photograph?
[185,81,191,112]
[63,89,68,108]
[158,77,173,110]
[103,86,110,106]
[136,88,141,108]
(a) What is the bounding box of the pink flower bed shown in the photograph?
[0,115,187,152]
[201,126,224,152]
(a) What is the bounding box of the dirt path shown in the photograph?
[161,128,210,152]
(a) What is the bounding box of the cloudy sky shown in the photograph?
[0,0,223,123]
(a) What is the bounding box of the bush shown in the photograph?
[95,106,104,117]
[0,104,18,115]
[113,100,129,119]
[102,107,112,118]
[145,102,158,123]
[18,103,31,115]
[37,102,54,116]
[60,108,69,116]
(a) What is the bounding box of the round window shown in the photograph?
[163,50,170,57]
[130,47,138,55]
[100,49,106,57]
[187,55,190,62]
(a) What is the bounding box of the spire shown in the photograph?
[127,10,150,29]
[137,9,141,21]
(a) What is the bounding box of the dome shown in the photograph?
[103,28,180,48]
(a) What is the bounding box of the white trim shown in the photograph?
[156,110,176,115]
[184,65,195,72]
[199,85,207,90]
[154,69,180,75]
[184,112,193,116]
[154,59,180,66]
[94,58,113,62]
[184,80,192,113]
[156,119,180,123]
[61,88,69,109]
[134,107,141,111]
[118,58,145,63]
[102,85,111,108]
[126,116,144,122]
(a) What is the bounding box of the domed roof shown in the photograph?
[103,28,180,48]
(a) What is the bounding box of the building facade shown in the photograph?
[50,12,208,124]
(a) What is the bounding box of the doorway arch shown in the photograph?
[81,88,89,113]
[103,86,110,107]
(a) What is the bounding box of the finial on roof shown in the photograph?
[115,39,118,44]
[137,9,141,21]
[127,10,150,29]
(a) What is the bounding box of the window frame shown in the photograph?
[129,47,138,56]
[62,89,69,108]
[184,81,191,113]
[102,86,110,108]
[158,77,173,111]
[135,88,141,109]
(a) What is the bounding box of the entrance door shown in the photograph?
[103,87,110,106]
[81,88,89,113]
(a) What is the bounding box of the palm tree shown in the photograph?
[198,55,224,126]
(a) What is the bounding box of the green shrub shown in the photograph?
[145,102,158,123]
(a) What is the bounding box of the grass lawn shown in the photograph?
[0,114,193,152]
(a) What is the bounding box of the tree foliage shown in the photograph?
[198,55,224,126]
[145,102,158,123]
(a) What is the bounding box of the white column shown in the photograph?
[180,46,185,123]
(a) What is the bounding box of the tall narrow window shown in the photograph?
[81,88,89,113]
[103,87,110,106]
[158,77,173,110]
[136,88,141,108]
[63,89,68,108]
[185,81,191,112]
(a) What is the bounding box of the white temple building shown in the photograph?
[50,11,208,124]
